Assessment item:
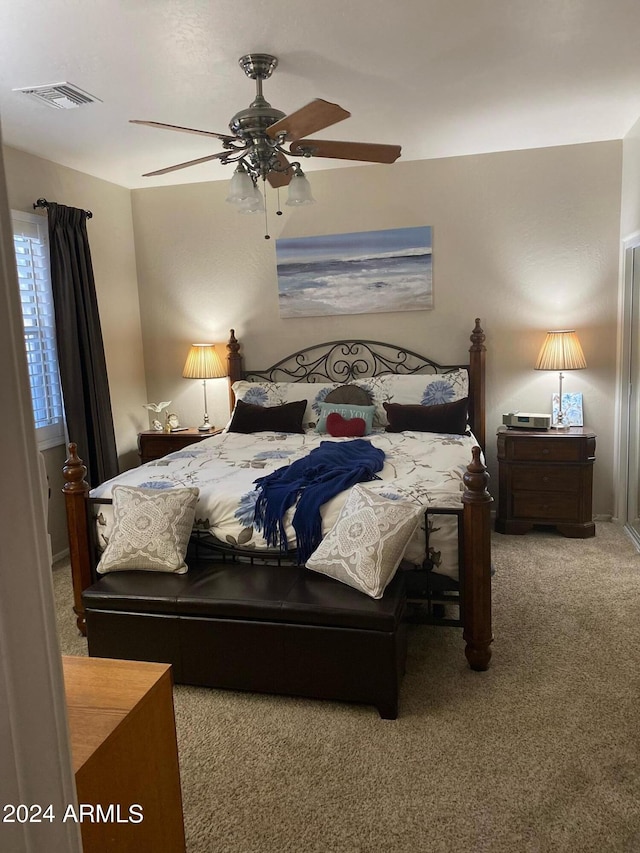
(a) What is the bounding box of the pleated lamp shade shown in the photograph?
[182,344,226,380]
[182,344,226,431]
[535,330,587,372]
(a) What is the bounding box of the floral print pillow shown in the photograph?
[231,380,340,430]
[353,370,469,426]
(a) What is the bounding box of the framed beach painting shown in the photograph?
[275,226,433,318]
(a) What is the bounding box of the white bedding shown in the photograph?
[91,429,479,580]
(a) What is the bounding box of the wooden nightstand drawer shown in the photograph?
[138,429,220,464]
[142,435,184,458]
[511,465,581,493]
[511,439,581,463]
[512,492,580,521]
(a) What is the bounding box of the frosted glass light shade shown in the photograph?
[226,166,254,204]
[237,186,265,214]
[286,172,315,206]
[182,344,226,379]
[535,330,587,371]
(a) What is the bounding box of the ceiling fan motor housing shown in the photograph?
[228,101,286,140]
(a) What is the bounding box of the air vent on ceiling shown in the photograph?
[13,82,101,110]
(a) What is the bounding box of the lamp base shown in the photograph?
[198,423,213,432]
[550,422,570,430]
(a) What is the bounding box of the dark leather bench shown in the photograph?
[82,561,408,719]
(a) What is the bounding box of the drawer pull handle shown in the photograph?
[542,449,550,455]
[542,476,549,483]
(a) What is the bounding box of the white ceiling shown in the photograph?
[1,0,640,190]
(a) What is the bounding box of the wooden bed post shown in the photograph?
[461,446,493,670]
[62,443,91,636]
[468,319,486,452]
[226,328,242,411]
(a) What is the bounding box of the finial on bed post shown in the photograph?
[227,328,243,411]
[468,318,486,452]
[62,443,92,636]
[461,445,493,671]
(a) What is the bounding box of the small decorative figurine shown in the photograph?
[143,401,172,414]
[143,401,172,431]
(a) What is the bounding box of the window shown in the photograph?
[12,210,65,449]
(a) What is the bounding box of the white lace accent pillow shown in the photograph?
[306,485,422,599]
[96,485,199,574]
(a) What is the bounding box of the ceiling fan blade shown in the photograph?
[267,99,350,142]
[131,120,235,142]
[289,139,402,164]
[142,151,230,177]
[267,152,293,188]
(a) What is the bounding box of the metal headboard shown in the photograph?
[242,339,468,384]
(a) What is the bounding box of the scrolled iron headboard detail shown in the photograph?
[243,339,467,384]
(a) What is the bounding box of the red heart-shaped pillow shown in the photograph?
[326,412,366,437]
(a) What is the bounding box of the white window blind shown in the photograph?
[12,210,65,449]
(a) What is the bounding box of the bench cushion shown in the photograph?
[82,560,406,632]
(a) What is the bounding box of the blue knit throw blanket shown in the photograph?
[253,439,385,563]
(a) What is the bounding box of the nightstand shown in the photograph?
[138,428,221,464]
[495,426,596,538]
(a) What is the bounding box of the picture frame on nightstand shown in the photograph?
[551,392,583,427]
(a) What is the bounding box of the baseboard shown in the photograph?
[52,547,70,566]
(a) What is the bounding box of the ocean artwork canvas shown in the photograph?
[275,226,433,318]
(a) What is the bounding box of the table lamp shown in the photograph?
[182,344,226,431]
[534,329,586,429]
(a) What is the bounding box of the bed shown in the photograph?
[62,319,492,717]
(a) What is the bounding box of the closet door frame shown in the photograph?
[617,231,640,548]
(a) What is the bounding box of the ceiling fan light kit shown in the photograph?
[131,53,401,229]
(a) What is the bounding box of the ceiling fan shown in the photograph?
[130,53,402,192]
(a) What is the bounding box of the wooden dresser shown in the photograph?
[495,426,596,538]
[63,656,186,852]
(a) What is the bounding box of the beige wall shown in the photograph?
[3,145,147,555]
[131,141,621,516]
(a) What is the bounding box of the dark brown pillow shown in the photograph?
[324,384,373,406]
[383,397,469,435]
[228,398,306,434]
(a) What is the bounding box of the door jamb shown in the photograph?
[616,231,640,547]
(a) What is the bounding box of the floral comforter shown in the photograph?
[91,429,480,579]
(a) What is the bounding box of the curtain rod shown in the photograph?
[33,197,93,219]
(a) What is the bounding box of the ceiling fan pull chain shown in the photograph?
[264,182,270,240]
[276,187,283,216]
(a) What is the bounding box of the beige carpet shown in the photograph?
[53,523,640,853]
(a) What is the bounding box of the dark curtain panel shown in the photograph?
[47,203,119,484]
